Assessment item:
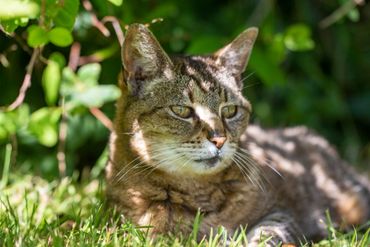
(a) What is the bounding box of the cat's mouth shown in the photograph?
[194,156,221,167]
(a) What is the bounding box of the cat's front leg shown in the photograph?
[246,210,301,246]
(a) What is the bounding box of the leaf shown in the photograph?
[70,85,121,108]
[54,0,79,30]
[0,105,30,141]
[77,63,101,86]
[29,107,62,147]
[248,46,286,86]
[1,17,29,34]
[107,0,123,6]
[42,53,65,105]
[284,24,315,51]
[48,27,73,47]
[347,8,359,22]
[60,64,120,109]
[0,0,39,20]
[27,25,49,47]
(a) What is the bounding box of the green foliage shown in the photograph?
[107,0,123,6]
[0,105,29,141]
[27,25,48,47]
[48,27,73,47]
[42,52,65,105]
[0,0,39,34]
[284,24,314,51]
[29,107,62,147]
[27,26,73,48]
[61,64,121,110]
[53,0,80,30]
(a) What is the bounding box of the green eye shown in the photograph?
[221,105,237,119]
[170,106,193,118]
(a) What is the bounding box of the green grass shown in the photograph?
[0,172,369,247]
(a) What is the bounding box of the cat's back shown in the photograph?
[243,124,370,239]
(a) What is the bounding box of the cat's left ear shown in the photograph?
[214,27,258,78]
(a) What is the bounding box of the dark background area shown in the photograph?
[1,0,369,179]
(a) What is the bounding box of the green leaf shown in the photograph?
[347,8,359,22]
[42,53,65,105]
[54,0,79,30]
[48,27,73,47]
[29,107,62,147]
[77,63,101,86]
[284,24,315,51]
[248,46,286,86]
[60,63,120,110]
[49,52,66,68]
[0,20,19,34]
[0,0,39,20]
[0,105,30,141]
[107,0,123,6]
[27,25,49,48]
[71,85,121,108]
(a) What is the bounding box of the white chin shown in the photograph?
[170,159,230,176]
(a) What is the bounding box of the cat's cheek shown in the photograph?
[226,121,248,139]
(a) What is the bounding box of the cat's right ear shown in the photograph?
[121,24,173,95]
[214,27,258,80]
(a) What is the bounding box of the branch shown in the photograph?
[57,98,67,178]
[7,48,39,111]
[89,107,113,131]
[68,42,81,71]
[82,0,110,37]
[320,0,365,28]
[102,16,125,46]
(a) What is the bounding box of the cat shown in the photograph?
[105,23,370,246]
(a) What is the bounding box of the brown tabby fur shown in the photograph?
[106,24,370,245]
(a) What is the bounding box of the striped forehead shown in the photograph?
[179,57,227,110]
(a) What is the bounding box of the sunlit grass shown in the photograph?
[0,171,369,246]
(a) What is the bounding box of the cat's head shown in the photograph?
[119,24,257,176]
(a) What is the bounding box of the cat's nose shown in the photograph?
[207,129,227,149]
[209,136,227,149]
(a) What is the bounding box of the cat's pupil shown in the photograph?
[221,105,237,118]
[170,105,193,118]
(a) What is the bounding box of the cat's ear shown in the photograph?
[121,24,173,95]
[214,27,258,78]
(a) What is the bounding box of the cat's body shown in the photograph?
[106,24,370,245]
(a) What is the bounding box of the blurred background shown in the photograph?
[1,0,369,181]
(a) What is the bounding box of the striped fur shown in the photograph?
[106,24,370,245]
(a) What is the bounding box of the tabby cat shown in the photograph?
[106,24,370,245]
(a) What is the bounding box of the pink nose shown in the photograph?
[209,136,227,149]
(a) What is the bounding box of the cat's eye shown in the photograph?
[170,106,193,118]
[221,105,237,119]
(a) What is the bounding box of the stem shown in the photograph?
[1,143,12,188]
[319,0,365,28]
[7,48,38,111]
[89,107,113,131]
[57,98,67,178]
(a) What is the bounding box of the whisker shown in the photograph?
[240,72,255,84]
[115,149,177,183]
[237,146,283,178]
[233,152,265,191]
[232,156,255,186]
[113,148,164,183]
[141,152,186,178]
[115,131,135,136]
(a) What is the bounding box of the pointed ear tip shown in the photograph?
[126,23,149,33]
[245,27,259,38]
